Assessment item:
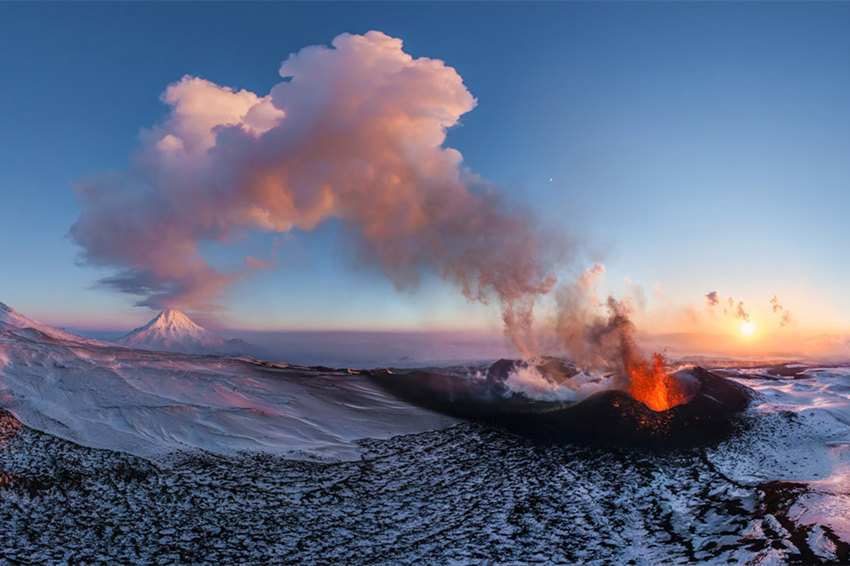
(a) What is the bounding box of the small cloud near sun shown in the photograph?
[653,282,663,298]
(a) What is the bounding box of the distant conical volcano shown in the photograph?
[117,309,239,355]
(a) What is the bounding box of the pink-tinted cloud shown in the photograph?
[579,263,605,288]
[704,291,720,307]
[575,263,605,308]
[70,31,558,353]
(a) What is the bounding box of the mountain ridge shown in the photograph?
[0,301,104,345]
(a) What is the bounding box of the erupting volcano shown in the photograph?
[625,353,689,412]
[367,286,751,440]
[557,295,693,413]
[368,355,751,443]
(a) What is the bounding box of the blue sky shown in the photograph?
[1,2,849,338]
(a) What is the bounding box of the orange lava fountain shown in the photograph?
[625,352,688,412]
[564,296,690,413]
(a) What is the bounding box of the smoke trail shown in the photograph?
[554,280,688,410]
[556,269,637,380]
[70,31,558,354]
[735,301,750,322]
[705,291,751,322]
[770,295,792,327]
[707,292,792,327]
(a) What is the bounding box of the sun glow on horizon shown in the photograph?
[740,321,755,336]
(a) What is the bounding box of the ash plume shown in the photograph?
[770,295,792,327]
[555,270,641,379]
[553,284,689,410]
[69,31,559,355]
[584,297,639,382]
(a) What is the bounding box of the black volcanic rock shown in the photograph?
[367,363,753,443]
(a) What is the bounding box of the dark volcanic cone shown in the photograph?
[367,362,753,444]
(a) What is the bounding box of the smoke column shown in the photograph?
[554,274,688,410]
[556,266,638,380]
[69,31,557,356]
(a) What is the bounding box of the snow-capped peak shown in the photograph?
[117,308,231,354]
[142,308,207,337]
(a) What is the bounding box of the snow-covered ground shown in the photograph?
[1,301,850,563]
[711,365,850,560]
[0,302,456,461]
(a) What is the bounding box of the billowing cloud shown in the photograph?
[704,291,720,307]
[70,31,557,354]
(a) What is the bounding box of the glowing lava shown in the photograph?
[625,353,689,412]
[595,297,690,412]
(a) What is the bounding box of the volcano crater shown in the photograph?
[368,361,753,444]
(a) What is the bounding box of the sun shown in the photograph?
[740,321,755,336]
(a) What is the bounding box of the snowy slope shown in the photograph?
[0,303,456,461]
[2,361,850,563]
[116,308,242,355]
[0,301,106,346]
[706,365,850,553]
